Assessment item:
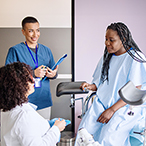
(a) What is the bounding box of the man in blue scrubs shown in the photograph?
[5,16,58,120]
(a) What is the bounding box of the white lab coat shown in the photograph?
[1,103,60,146]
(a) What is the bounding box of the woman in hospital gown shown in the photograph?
[76,22,146,146]
[0,62,66,146]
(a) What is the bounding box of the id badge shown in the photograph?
[34,77,41,88]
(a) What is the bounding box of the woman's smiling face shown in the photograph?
[105,29,126,56]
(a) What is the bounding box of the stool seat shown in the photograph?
[118,81,146,105]
[56,81,89,97]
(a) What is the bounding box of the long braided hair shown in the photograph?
[100,22,146,84]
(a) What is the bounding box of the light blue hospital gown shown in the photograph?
[76,51,146,146]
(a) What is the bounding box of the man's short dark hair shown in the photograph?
[22,16,39,29]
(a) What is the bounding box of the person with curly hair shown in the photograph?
[0,62,66,146]
[75,22,146,146]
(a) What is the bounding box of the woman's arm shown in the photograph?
[17,108,65,146]
[97,84,142,124]
[97,99,127,124]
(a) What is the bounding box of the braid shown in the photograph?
[100,49,112,83]
[100,22,146,84]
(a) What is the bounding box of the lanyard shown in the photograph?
[25,41,38,68]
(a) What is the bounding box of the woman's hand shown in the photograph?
[97,108,115,124]
[97,99,127,124]
[80,82,97,91]
[54,118,66,132]
[46,65,58,78]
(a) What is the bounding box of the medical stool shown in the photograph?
[119,81,146,146]
[56,81,90,146]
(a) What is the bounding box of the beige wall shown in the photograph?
[0,0,71,28]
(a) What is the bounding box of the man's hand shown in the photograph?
[46,65,58,78]
[34,65,47,78]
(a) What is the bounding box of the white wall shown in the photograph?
[0,0,71,28]
[75,0,146,133]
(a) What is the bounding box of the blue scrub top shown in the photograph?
[5,42,56,110]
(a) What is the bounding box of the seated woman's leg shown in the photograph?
[75,97,105,145]
[98,106,144,146]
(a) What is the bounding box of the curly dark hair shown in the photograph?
[0,62,34,112]
[100,22,146,84]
